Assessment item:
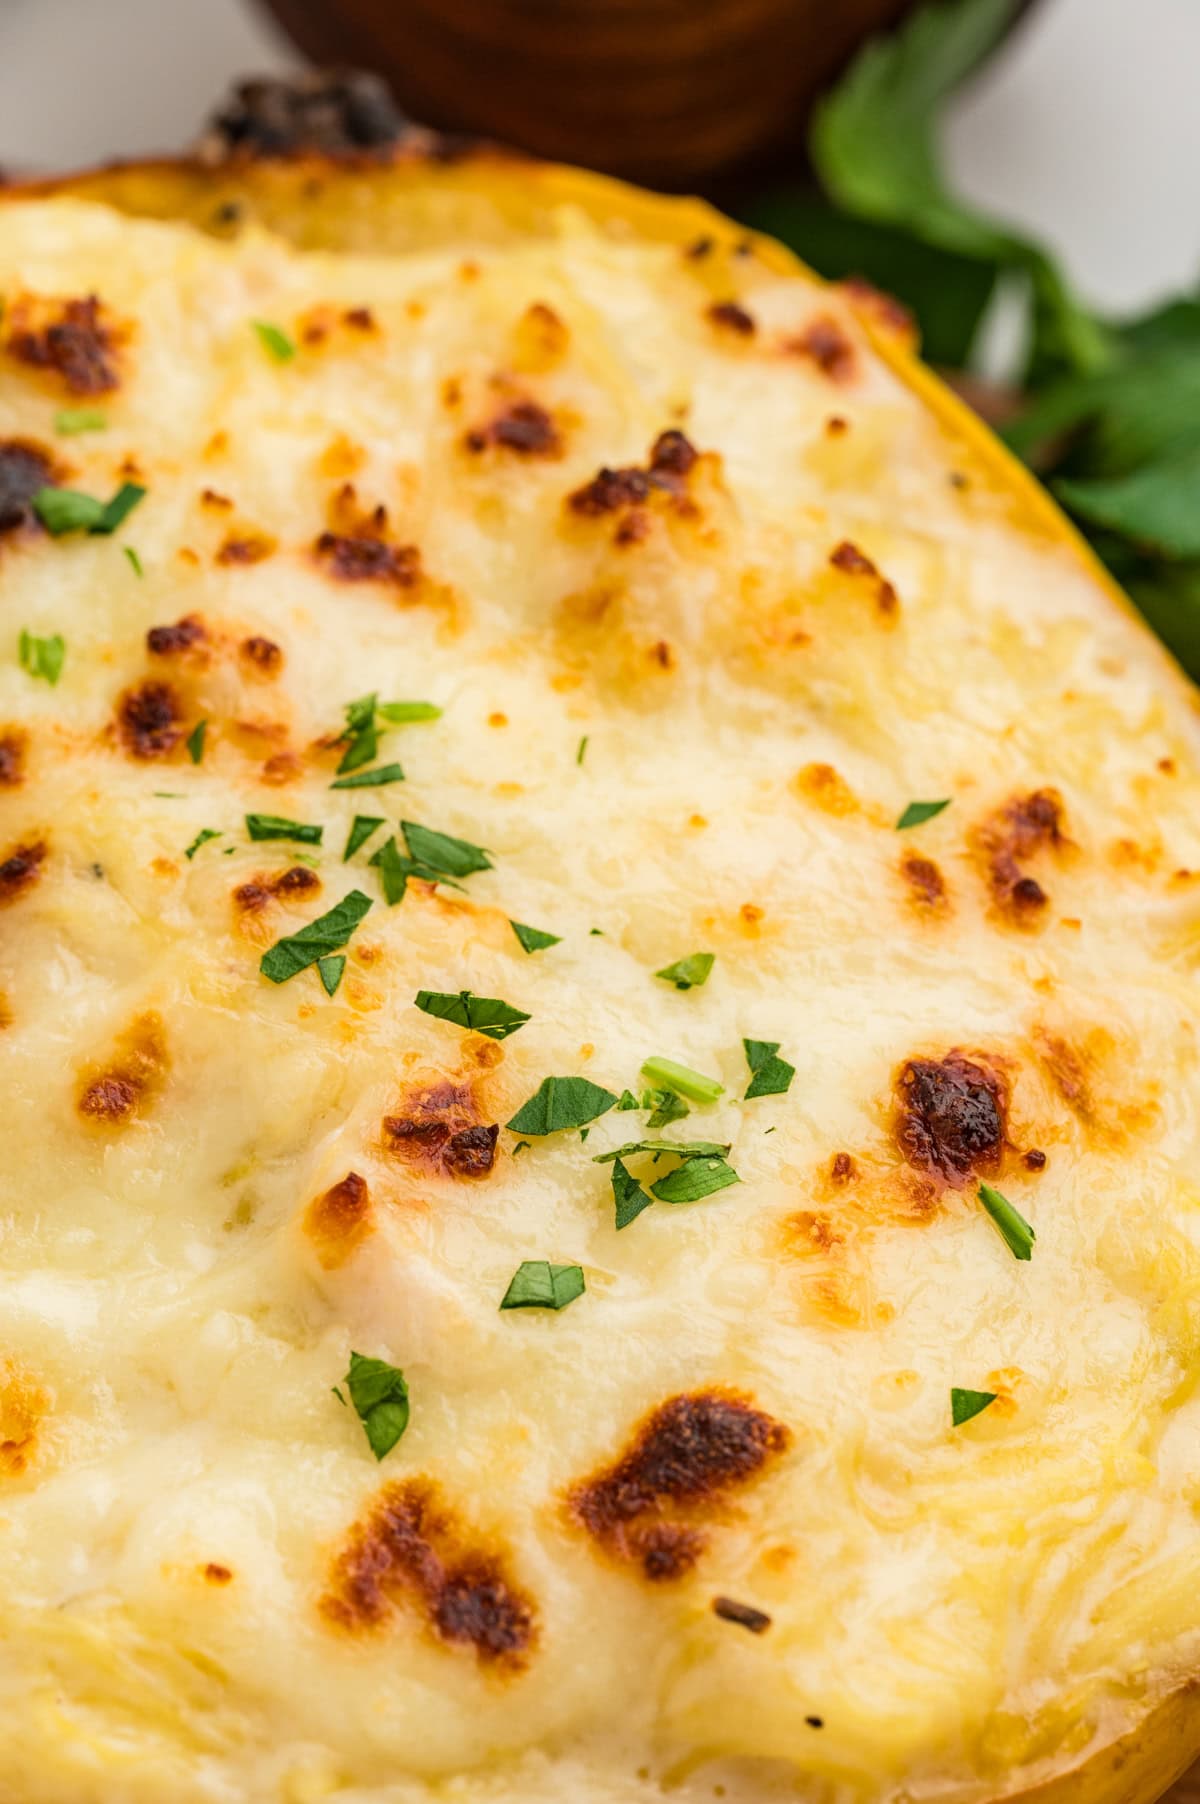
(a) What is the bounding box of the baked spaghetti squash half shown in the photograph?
[2,114,1200,1804]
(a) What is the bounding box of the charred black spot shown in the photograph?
[202,71,406,161]
[568,429,699,518]
[315,530,421,587]
[712,1595,772,1633]
[116,681,183,759]
[0,840,46,905]
[443,1122,499,1178]
[7,295,120,395]
[146,614,206,657]
[0,439,58,534]
[896,1052,1006,1185]
[0,729,28,787]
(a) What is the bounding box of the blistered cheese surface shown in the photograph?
[3,189,1200,1804]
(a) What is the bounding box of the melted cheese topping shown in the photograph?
[2,188,1200,1804]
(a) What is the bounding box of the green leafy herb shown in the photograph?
[184,828,222,860]
[576,735,589,765]
[318,954,346,997]
[610,1156,655,1230]
[401,821,492,879]
[640,1056,724,1105]
[342,1351,409,1460]
[506,1076,618,1136]
[951,1386,998,1427]
[742,1038,796,1100]
[123,545,144,577]
[260,889,373,984]
[376,700,442,723]
[896,798,951,831]
[343,815,385,861]
[337,693,380,774]
[369,836,413,905]
[252,319,296,363]
[977,1182,1036,1261]
[655,951,715,991]
[414,989,531,1040]
[592,1137,731,1165]
[34,481,145,536]
[245,813,323,845]
[510,919,561,954]
[616,1089,640,1111]
[499,1261,585,1311]
[512,1140,531,1156]
[330,762,405,790]
[54,406,107,435]
[17,629,65,685]
[643,1086,690,1128]
[186,720,206,765]
[651,1155,740,1204]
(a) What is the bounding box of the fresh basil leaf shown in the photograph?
[54,407,107,435]
[896,798,951,831]
[259,889,373,984]
[650,1155,740,1204]
[186,720,206,764]
[506,1076,618,1136]
[610,1156,654,1230]
[510,919,561,954]
[743,1038,796,1099]
[245,813,323,845]
[977,1182,1035,1261]
[640,1056,723,1105]
[655,951,714,991]
[499,1261,585,1311]
[318,954,346,997]
[184,828,222,860]
[17,628,65,685]
[401,821,492,878]
[330,762,405,790]
[951,1386,997,1426]
[343,1351,409,1460]
[252,319,296,363]
[414,989,530,1040]
[343,815,385,861]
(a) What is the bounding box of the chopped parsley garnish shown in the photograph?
[655,951,715,991]
[506,1076,618,1136]
[402,820,493,878]
[743,1038,796,1099]
[377,699,442,723]
[245,813,323,845]
[499,1261,585,1311]
[33,480,145,536]
[337,692,441,774]
[369,836,415,905]
[342,1351,409,1460]
[896,798,952,830]
[259,888,373,984]
[643,1086,690,1128]
[186,720,206,764]
[343,815,385,861]
[576,735,589,765]
[616,1089,640,1111]
[184,828,222,860]
[414,989,530,1040]
[951,1387,998,1427]
[593,1138,732,1165]
[651,1155,739,1203]
[510,919,562,954]
[640,1055,724,1105]
[330,761,405,790]
[123,546,144,577]
[318,954,346,997]
[252,319,296,363]
[54,406,107,435]
[17,628,65,686]
[610,1157,655,1230]
[977,1183,1036,1261]
[595,1139,739,1221]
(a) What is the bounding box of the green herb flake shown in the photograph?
[318,954,346,997]
[259,889,373,984]
[655,951,715,991]
[252,319,296,363]
[651,1155,740,1204]
[576,734,589,765]
[644,1086,690,1128]
[186,720,206,765]
[510,919,562,954]
[896,798,952,831]
[977,1182,1036,1261]
[499,1261,585,1311]
[337,693,379,774]
[506,1076,618,1136]
[123,546,144,577]
[951,1386,998,1427]
[640,1056,724,1105]
[245,813,323,845]
[184,828,222,860]
[414,989,531,1041]
[401,820,493,879]
[610,1156,655,1230]
[592,1138,732,1166]
[33,481,145,536]
[743,1037,796,1100]
[17,628,65,686]
[330,761,405,791]
[54,407,107,436]
[343,815,385,861]
[376,700,442,723]
[616,1089,640,1111]
[342,1351,409,1460]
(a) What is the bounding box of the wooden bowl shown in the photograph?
[253,0,939,190]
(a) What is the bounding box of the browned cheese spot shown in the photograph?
[0,1358,49,1477]
[383,1076,499,1180]
[901,852,948,912]
[707,300,757,337]
[234,865,321,918]
[786,316,857,383]
[116,680,184,759]
[314,486,423,590]
[829,540,898,617]
[0,840,46,907]
[203,1562,234,1584]
[712,1595,772,1634]
[795,761,858,817]
[568,1390,790,1582]
[895,1051,1007,1186]
[146,614,208,659]
[239,634,284,677]
[0,729,27,788]
[303,1170,372,1269]
[76,1011,168,1128]
[971,789,1069,925]
[512,302,569,372]
[464,399,562,458]
[0,438,61,535]
[321,1478,536,1667]
[568,429,698,523]
[836,277,917,346]
[5,292,123,395]
[217,531,278,566]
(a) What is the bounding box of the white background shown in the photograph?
[0,0,1197,317]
